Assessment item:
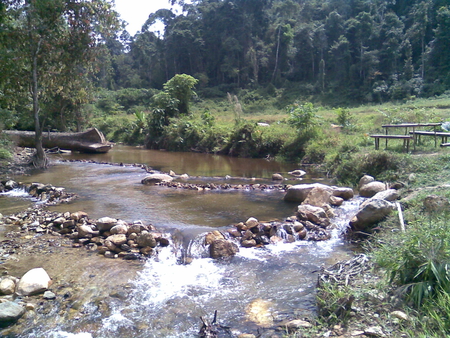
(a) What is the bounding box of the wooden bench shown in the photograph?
[410,130,450,146]
[370,134,413,152]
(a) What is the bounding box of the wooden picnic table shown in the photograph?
[381,123,442,149]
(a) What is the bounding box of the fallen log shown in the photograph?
[3,128,113,153]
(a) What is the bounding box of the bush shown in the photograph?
[330,151,406,186]
[374,216,450,306]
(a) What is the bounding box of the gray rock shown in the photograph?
[0,301,25,322]
[359,181,386,197]
[359,175,375,189]
[288,169,306,177]
[370,189,400,202]
[350,199,395,231]
[302,186,333,207]
[209,239,239,259]
[245,217,259,229]
[106,234,127,246]
[43,291,56,299]
[332,187,354,200]
[272,173,284,181]
[297,204,328,224]
[141,174,173,185]
[16,268,51,296]
[77,225,94,238]
[136,232,157,248]
[284,183,331,202]
[96,217,117,231]
[110,221,128,235]
[0,278,16,295]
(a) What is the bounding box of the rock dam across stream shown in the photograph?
[0,146,359,338]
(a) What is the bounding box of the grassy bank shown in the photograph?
[300,152,450,338]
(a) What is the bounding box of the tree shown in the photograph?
[0,0,120,168]
[163,74,198,116]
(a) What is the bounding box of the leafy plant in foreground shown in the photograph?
[374,216,450,306]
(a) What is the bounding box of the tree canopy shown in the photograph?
[0,0,120,167]
[101,0,450,103]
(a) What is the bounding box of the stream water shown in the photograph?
[0,146,357,338]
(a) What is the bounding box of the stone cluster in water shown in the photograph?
[1,208,169,261]
[0,180,77,206]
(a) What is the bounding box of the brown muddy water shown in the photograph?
[0,146,357,338]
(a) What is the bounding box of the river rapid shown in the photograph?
[0,146,357,338]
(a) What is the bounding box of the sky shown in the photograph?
[114,0,181,36]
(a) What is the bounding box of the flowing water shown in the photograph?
[0,146,358,338]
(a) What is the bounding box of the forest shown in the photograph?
[112,0,450,102]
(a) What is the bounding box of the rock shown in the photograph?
[282,319,313,332]
[237,334,256,338]
[0,278,16,295]
[359,175,375,189]
[241,239,257,248]
[110,221,128,235]
[297,205,327,224]
[209,239,239,259]
[302,186,333,207]
[205,231,224,245]
[106,234,127,246]
[70,211,88,221]
[96,217,117,231]
[169,170,176,176]
[127,223,142,235]
[284,183,331,202]
[391,310,409,321]
[16,268,51,296]
[0,301,25,322]
[365,326,385,337]
[370,189,399,202]
[43,291,56,299]
[136,232,157,248]
[77,225,94,238]
[288,169,306,177]
[245,217,259,229]
[272,173,284,181]
[423,195,450,213]
[141,174,173,185]
[4,180,18,191]
[330,195,344,206]
[332,187,354,200]
[350,199,395,231]
[359,181,387,197]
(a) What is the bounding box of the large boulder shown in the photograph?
[16,268,51,296]
[141,174,173,185]
[350,199,395,231]
[359,181,387,198]
[0,301,25,323]
[209,239,239,259]
[370,189,400,202]
[302,186,333,207]
[284,183,331,203]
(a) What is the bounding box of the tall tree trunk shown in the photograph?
[271,25,281,83]
[30,39,48,168]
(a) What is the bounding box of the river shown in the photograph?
[0,146,356,338]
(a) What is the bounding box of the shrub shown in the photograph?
[374,216,450,306]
